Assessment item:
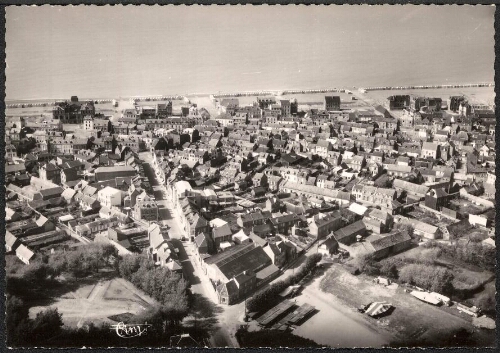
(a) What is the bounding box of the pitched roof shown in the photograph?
[369,232,411,251]
[334,220,366,240]
[16,244,34,261]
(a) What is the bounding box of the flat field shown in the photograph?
[29,276,159,328]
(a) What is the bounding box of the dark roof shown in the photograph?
[39,187,64,197]
[217,246,271,280]
[334,220,366,240]
[325,96,341,105]
[369,232,411,251]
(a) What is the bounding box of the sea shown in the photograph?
[5,5,495,102]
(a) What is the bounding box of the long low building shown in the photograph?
[280,181,351,204]
[94,166,136,182]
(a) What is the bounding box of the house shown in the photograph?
[333,220,367,245]
[6,207,22,223]
[6,231,20,252]
[270,212,297,235]
[368,231,412,260]
[363,209,393,234]
[386,164,412,178]
[388,95,410,110]
[263,242,287,268]
[16,244,35,264]
[421,142,439,159]
[267,175,283,192]
[134,194,159,222]
[194,233,211,259]
[148,224,182,271]
[97,186,122,208]
[39,163,61,184]
[307,212,343,239]
[210,218,233,249]
[280,181,351,205]
[315,139,332,158]
[252,187,267,198]
[237,211,268,229]
[325,96,341,111]
[252,173,268,188]
[393,179,429,200]
[424,188,450,211]
[352,184,397,211]
[318,236,339,257]
[407,218,441,239]
[346,155,365,171]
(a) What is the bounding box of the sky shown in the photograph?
[5,5,495,100]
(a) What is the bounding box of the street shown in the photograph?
[139,151,238,347]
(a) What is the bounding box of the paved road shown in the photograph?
[139,151,237,347]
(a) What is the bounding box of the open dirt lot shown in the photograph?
[29,275,159,328]
[319,264,495,347]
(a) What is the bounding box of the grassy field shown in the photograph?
[28,275,159,328]
[319,264,495,347]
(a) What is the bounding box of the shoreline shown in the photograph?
[5,82,494,108]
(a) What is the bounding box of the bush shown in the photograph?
[379,259,399,279]
[352,254,380,276]
[398,264,454,295]
[475,290,496,316]
[437,242,495,272]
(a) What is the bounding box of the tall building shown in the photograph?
[325,96,341,111]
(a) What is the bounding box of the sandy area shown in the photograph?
[319,264,495,347]
[292,274,391,348]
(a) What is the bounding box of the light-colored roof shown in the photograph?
[97,186,121,196]
[348,203,368,216]
[281,181,351,200]
[174,180,192,194]
[16,244,34,261]
[95,166,135,173]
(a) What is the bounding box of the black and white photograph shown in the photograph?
[4,4,496,349]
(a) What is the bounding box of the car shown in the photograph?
[181,236,186,241]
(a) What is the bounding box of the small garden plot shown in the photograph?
[449,198,488,215]
[103,279,144,303]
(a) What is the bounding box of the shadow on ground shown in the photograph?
[184,293,223,333]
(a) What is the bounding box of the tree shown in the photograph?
[31,308,63,342]
[395,222,415,240]
[16,137,37,156]
[20,126,35,139]
[86,137,95,150]
[6,295,31,346]
[21,262,50,285]
[379,260,399,279]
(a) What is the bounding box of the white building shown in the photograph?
[97,186,122,208]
